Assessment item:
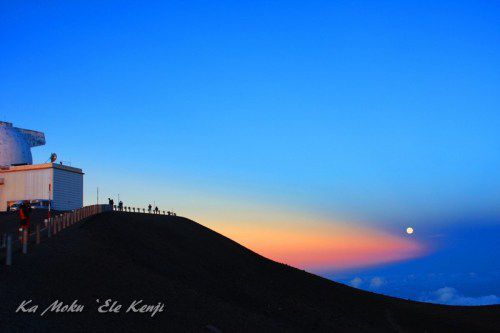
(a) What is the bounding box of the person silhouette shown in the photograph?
[19,200,32,234]
[148,204,152,214]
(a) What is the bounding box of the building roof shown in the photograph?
[0,163,84,175]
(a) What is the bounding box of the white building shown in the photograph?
[0,163,84,211]
[0,121,84,211]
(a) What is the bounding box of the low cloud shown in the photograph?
[349,277,363,288]
[349,276,386,289]
[369,276,386,289]
[420,287,500,306]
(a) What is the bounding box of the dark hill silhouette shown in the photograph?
[0,211,499,332]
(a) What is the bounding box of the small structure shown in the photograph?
[0,121,84,211]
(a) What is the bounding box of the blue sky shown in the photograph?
[1,1,500,304]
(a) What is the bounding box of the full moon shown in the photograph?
[406,227,414,235]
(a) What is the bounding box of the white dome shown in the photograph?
[0,122,45,166]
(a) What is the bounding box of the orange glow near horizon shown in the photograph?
[143,188,429,271]
[203,212,428,271]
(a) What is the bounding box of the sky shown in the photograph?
[1,1,500,305]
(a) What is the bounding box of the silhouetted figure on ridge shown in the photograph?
[148,204,152,214]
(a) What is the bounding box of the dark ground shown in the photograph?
[0,211,499,332]
[0,210,55,234]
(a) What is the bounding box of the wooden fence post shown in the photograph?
[6,234,12,266]
[22,228,28,254]
[36,224,40,244]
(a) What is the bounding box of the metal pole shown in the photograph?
[48,183,52,222]
[6,234,12,266]
[48,219,52,238]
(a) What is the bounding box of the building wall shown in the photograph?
[0,168,52,211]
[52,168,83,211]
[0,164,84,211]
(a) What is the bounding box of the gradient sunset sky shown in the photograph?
[2,1,499,304]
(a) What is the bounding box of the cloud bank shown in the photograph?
[419,287,500,306]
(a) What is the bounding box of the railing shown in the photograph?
[1,204,112,266]
[1,204,178,266]
[112,205,177,216]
